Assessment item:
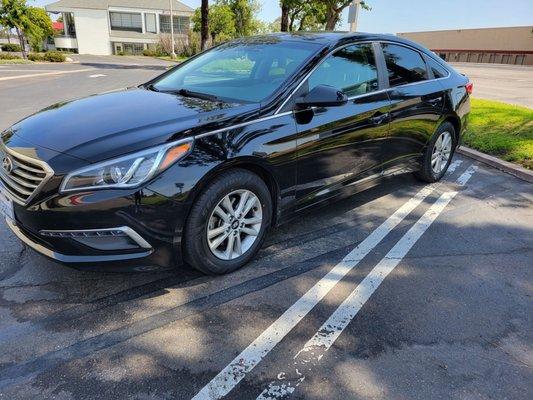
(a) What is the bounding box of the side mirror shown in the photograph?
[295,85,348,108]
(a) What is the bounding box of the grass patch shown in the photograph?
[464,98,533,169]
[0,58,33,64]
[155,55,188,63]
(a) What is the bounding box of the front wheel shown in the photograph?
[183,169,272,275]
[415,122,456,183]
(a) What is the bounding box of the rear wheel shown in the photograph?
[183,169,272,275]
[415,122,456,183]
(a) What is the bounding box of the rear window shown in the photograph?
[382,43,428,87]
[427,58,449,79]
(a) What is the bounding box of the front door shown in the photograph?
[293,43,391,210]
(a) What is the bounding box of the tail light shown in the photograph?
[466,82,473,95]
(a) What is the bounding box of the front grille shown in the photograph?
[0,143,54,205]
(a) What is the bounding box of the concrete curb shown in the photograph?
[457,146,533,183]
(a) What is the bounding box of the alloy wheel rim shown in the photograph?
[431,131,452,174]
[207,189,263,260]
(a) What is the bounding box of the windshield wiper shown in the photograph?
[144,83,159,92]
[176,88,220,102]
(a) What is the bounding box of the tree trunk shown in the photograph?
[200,0,209,51]
[211,32,216,45]
[298,15,306,31]
[324,9,338,31]
[15,27,27,59]
[280,3,289,32]
[288,14,295,32]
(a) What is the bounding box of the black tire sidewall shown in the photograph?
[184,169,272,275]
[418,122,457,182]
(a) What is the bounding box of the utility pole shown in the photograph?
[169,0,176,59]
[348,0,361,32]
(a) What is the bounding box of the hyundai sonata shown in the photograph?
[0,32,471,274]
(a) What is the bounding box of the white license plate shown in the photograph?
[0,185,14,221]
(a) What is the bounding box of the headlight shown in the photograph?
[60,139,193,193]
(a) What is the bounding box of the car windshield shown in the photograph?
[152,38,320,103]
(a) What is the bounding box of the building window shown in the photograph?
[110,12,142,32]
[113,42,145,55]
[145,13,156,33]
[159,15,189,34]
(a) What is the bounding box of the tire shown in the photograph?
[183,168,272,275]
[415,122,457,183]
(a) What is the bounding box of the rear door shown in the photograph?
[379,43,446,173]
[292,43,391,210]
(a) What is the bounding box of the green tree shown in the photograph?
[0,1,53,57]
[0,0,29,57]
[193,3,235,44]
[279,0,327,32]
[219,0,260,36]
[319,0,370,30]
[25,6,53,51]
[268,16,281,32]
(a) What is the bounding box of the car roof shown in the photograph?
[235,32,431,54]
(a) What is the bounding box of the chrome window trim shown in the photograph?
[379,40,452,82]
[39,226,152,249]
[0,142,54,206]
[275,39,453,114]
[174,40,455,142]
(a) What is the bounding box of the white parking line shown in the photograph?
[191,160,463,400]
[256,165,478,399]
[89,74,107,78]
[0,68,94,81]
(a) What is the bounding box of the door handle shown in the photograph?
[369,112,389,126]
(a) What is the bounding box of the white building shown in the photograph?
[45,0,194,55]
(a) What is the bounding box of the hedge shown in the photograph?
[1,43,21,52]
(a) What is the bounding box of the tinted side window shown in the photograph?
[382,44,428,86]
[427,58,449,79]
[308,44,378,97]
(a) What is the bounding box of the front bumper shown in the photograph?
[5,186,188,271]
[6,219,153,264]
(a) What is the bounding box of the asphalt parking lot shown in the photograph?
[450,62,533,108]
[0,58,532,399]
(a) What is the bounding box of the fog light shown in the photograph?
[40,227,151,251]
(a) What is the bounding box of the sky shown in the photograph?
[32,0,533,33]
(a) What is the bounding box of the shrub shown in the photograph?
[28,53,45,62]
[142,48,157,57]
[1,43,21,52]
[43,51,66,62]
[0,53,21,60]
[177,31,201,58]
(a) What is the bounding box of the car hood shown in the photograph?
[8,88,259,163]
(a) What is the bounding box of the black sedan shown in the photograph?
[0,32,471,274]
